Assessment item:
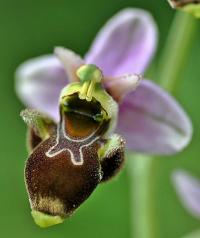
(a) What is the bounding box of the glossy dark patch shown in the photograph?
[62,94,107,139]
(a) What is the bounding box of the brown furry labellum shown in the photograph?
[23,94,125,224]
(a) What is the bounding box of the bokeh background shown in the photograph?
[1,0,200,238]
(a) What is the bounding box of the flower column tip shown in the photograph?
[76,64,103,101]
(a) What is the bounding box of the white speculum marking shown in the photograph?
[46,117,101,166]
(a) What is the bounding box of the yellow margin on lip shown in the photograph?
[31,210,64,228]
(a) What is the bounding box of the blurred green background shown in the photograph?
[0,0,200,238]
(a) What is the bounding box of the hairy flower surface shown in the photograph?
[16,8,192,227]
[21,64,126,227]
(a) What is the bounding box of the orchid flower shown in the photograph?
[173,170,200,219]
[173,171,200,237]
[15,8,192,228]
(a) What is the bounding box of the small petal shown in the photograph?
[117,80,192,154]
[15,55,67,121]
[85,8,158,76]
[172,170,200,219]
[104,73,141,102]
[54,47,84,82]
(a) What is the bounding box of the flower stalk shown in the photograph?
[130,11,197,238]
[158,11,197,94]
[129,154,157,238]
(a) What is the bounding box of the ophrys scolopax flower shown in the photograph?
[21,64,125,227]
[16,8,192,227]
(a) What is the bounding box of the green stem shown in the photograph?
[129,11,197,238]
[129,154,157,238]
[157,11,197,94]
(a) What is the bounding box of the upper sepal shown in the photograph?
[85,8,158,75]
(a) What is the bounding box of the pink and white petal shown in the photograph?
[104,73,141,102]
[172,170,200,219]
[85,8,158,76]
[54,47,84,82]
[117,80,192,154]
[15,55,67,121]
